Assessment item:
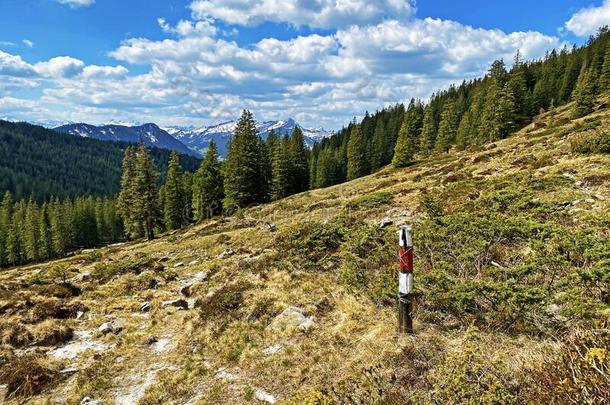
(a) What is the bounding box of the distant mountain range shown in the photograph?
[54,122,198,157]
[165,118,334,156]
[53,118,334,158]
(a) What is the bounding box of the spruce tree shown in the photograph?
[393,99,423,167]
[134,143,161,240]
[271,136,292,200]
[192,140,224,220]
[435,100,459,154]
[0,192,13,267]
[38,202,53,260]
[346,124,368,180]
[224,110,267,208]
[370,118,387,170]
[289,127,309,194]
[163,151,185,230]
[24,200,40,262]
[419,106,436,156]
[117,146,141,239]
[599,47,610,91]
[572,66,596,118]
[496,85,517,138]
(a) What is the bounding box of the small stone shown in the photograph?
[255,389,277,404]
[270,307,315,331]
[98,322,113,334]
[188,260,199,266]
[60,367,79,374]
[140,302,151,312]
[80,397,102,405]
[75,272,90,282]
[379,218,393,228]
[161,299,189,310]
[262,344,284,356]
[115,356,124,363]
[179,284,192,297]
[217,249,235,259]
[174,262,184,268]
[146,335,158,345]
[76,311,85,320]
[298,317,316,331]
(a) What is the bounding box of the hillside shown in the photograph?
[0,121,201,201]
[0,101,608,404]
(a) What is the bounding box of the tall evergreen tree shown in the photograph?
[600,46,610,91]
[347,124,368,180]
[23,200,40,262]
[572,65,597,118]
[224,110,268,208]
[192,140,224,220]
[393,99,423,167]
[116,147,141,239]
[419,106,437,156]
[289,127,310,194]
[271,136,292,200]
[435,100,459,154]
[38,202,53,260]
[133,144,161,240]
[0,192,13,267]
[163,151,186,230]
[370,118,387,170]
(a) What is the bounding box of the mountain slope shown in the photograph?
[55,123,200,157]
[0,101,608,403]
[168,118,333,156]
[0,120,201,201]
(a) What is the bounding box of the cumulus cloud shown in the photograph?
[34,56,85,78]
[0,50,37,77]
[22,39,34,48]
[81,65,129,79]
[55,0,95,8]
[566,0,610,36]
[190,0,415,29]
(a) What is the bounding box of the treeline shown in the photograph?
[115,111,312,240]
[0,192,122,267]
[311,27,610,181]
[0,120,201,201]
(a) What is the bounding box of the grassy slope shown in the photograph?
[0,100,609,404]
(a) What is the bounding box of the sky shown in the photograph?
[1,0,610,129]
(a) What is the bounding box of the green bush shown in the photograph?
[276,222,345,270]
[91,256,154,282]
[571,130,610,154]
[346,191,393,210]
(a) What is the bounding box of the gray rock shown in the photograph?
[98,322,113,334]
[161,299,189,310]
[255,389,277,404]
[262,344,284,356]
[188,260,199,266]
[80,397,102,405]
[60,367,79,374]
[379,218,393,228]
[140,302,152,312]
[270,307,315,331]
[174,262,184,268]
[76,310,85,320]
[217,249,235,259]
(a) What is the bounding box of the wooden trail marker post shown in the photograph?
[398,225,414,334]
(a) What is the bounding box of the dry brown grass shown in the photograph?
[31,319,74,346]
[0,354,61,399]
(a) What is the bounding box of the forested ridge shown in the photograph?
[0,120,201,201]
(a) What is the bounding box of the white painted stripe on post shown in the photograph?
[399,272,413,294]
[399,225,413,247]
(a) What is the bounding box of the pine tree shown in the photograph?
[224,110,267,208]
[133,143,161,240]
[163,151,185,230]
[435,100,459,154]
[192,140,224,220]
[496,85,517,138]
[0,192,13,267]
[370,118,387,170]
[23,200,40,262]
[393,99,423,167]
[38,202,53,260]
[346,124,368,180]
[271,136,292,200]
[309,144,319,189]
[117,146,141,239]
[600,47,610,91]
[419,106,436,156]
[289,127,309,194]
[7,200,25,265]
[572,65,596,118]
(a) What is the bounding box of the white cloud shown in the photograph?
[566,0,610,36]
[0,50,37,77]
[55,0,95,7]
[81,65,129,79]
[34,56,85,78]
[22,39,34,48]
[190,0,415,29]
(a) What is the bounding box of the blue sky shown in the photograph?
[0,0,609,129]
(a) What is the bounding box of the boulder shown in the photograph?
[255,389,277,404]
[217,249,235,259]
[174,262,184,268]
[80,397,102,405]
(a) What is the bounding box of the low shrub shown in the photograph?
[0,320,32,347]
[571,130,610,154]
[0,354,61,398]
[91,256,155,282]
[276,222,345,270]
[31,319,74,346]
[346,191,393,210]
